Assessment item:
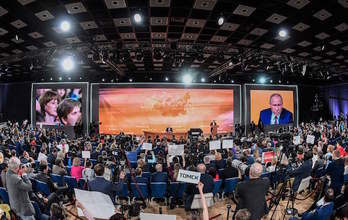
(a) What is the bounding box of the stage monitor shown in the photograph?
[31,83,88,133]
[244,84,298,128]
[91,83,241,135]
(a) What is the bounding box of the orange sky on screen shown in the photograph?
[250,90,294,124]
[99,88,234,135]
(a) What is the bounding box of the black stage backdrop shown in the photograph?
[0,82,31,122]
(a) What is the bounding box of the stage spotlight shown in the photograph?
[270,79,273,83]
[183,74,193,84]
[61,56,74,71]
[50,77,53,81]
[68,77,71,80]
[217,16,224,26]
[79,77,82,80]
[165,77,169,81]
[129,78,133,82]
[301,64,307,76]
[279,80,282,83]
[252,79,255,82]
[278,29,287,38]
[60,20,71,32]
[102,78,105,82]
[59,76,62,81]
[258,77,266,84]
[231,80,234,83]
[201,77,205,82]
[133,13,142,23]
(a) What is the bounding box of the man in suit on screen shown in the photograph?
[258,93,293,125]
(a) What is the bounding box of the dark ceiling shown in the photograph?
[0,0,347,84]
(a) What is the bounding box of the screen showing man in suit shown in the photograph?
[250,90,294,125]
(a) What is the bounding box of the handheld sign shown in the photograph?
[142,143,152,150]
[57,144,69,154]
[177,169,201,184]
[293,136,301,145]
[82,151,90,159]
[168,144,184,156]
[262,151,275,164]
[209,140,221,150]
[306,135,315,144]
[222,139,233,149]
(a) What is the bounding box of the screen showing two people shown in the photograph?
[35,88,82,126]
[250,90,294,126]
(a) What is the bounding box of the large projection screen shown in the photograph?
[91,84,241,135]
[31,83,88,134]
[244,84,298,128]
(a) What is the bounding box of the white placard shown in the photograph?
[293,136,301,145]
[140,213,176,220]
[82,151,90,159]
[57,144,69,153]
[177,169,201,184]
[142,143,152,150]
[40,123,43,129]
[168,144,184,156]
[222,139,233,149]
[306,135,315,144]
[75,189,115,219]
[209,140,221,150]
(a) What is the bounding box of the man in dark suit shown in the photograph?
[235,163,270,220]
[259,93,293,125]
[88,163,125,203]
[184,164,215,211]
[151,163,168,182]
[290,151,313,192]
[325,150,344,196]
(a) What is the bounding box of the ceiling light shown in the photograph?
[61,56,74,71]
[183,74,193,84]
[102,78,105,82]
[50,77,53,81]
[68,77,71,80]
[217,16,224,26]
[133,13,142,23]
[301,64,307,76]
[279,80,282,83]
[259,77,266,84]
[60,20,71,32]
[201,77,205,82]
[129,78,133,82]
[15,34,19,41]
[165,77,169,81]
[231,80,234,83]
[79,77,82,80]
[278,29,287,38]
[270,79,273,83]
[59,76,62,81]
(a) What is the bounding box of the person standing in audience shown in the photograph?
[88,163,125,203]
[52,158,67,176]
[6,157,35,220]
[235,162,270,220]
[326,150,345,196]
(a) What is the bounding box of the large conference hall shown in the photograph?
[0,0,347,219]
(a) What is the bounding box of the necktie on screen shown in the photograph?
[274,116,278,125]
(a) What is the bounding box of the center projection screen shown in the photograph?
[92,84,241,135]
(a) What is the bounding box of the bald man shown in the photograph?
[235,163,270,220]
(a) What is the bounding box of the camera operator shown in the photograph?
[6,156,35,220]
[88,163,125,204]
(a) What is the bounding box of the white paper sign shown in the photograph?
[209,140,221,150]
[177,169,201,184]
[82,151,90,159]
[168,144,184,156]
[293,136,301,145]
[222,139,233,149]
[306,135,315,144]
[57,144,69,153]
[75,189,115,219]
[140,213,176,220]
[142,143,152,150]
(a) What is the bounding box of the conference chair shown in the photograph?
[115,183,130,203]
[35,180,51,196]
[150,182,167,203]
[50,173,64,187]
[64,176,78,191]
[131,183,149,201]
[213,179,222,200]
[0,187,9,204]
[169,182,186,204]
[222,177,239,198]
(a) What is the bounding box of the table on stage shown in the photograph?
[143,131,188,140]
